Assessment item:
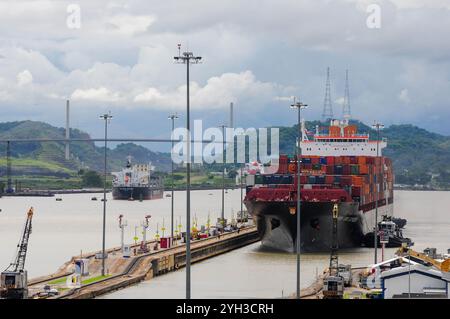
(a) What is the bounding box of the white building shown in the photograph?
[381,264,450,299]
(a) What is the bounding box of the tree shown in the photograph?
[81,170,103,187]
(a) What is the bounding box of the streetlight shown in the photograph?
[372,121,384,264]
[168,113,179,240]
[240,164,244,220]
[404,241,414,298]
[174,44,201,299]
[219,124,227,232]
[290,97,308,299]
[99,112,112,277]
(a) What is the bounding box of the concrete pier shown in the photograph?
[28,226,258,299]
[292,267,368,299]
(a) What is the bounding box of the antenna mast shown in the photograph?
[343,69,351,120]
[322,67,333,122]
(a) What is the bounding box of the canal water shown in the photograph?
[0,190,449,298]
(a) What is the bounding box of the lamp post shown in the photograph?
[240,164,244,219]
[406,242,414,298]
[290,98,308,299]
[174,44,201,299]
[219,124,227,232]
[99,112,112,277]
[168,113,179,239]
[372,121,384,264]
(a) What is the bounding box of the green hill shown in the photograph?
[1,119,449,190]
[0,121,171,189]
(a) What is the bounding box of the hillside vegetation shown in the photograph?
[0,121,171,189]
[1,120,449,190]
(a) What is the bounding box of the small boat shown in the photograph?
[91,197,97,201]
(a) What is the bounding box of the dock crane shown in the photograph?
[0,207,34,299]
[323,203,344,299]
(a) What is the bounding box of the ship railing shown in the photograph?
[314,133,368,137]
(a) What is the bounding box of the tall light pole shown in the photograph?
[240,164,244,219]
[290,98,308,299]
[372,121,384,264]
[174,44,201,299]
[100,112,112,276]
[219,124,227,232]
[168,113,179,239]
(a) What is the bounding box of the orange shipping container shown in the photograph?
[358,156,366,165]
[344,125,357,136]
[352,176,363,186]
[329,126,340,136]
[359,164,369,175]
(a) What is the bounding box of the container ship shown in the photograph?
[111,157,164,200]
[244,120,394,252]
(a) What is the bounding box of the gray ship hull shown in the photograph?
[244,200,369,252]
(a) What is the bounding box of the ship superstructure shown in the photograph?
[112,157,163,200]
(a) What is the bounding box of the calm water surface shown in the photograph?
[0,190,449,298]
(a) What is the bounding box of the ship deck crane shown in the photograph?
[0,207,34,299]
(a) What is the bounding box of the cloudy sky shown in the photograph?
[1,0,449,151]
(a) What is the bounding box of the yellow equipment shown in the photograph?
[397,245,450,272]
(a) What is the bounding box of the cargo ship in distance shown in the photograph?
[244,120,394,252]
[111,157,164,200]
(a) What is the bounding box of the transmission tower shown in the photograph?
[322,67,333,122]
[342,69,351,120]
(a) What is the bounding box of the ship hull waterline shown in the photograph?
[244,200,393,253]
[112,186,164,200]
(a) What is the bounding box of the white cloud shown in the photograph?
[105,14,156,36]
[335,97,345,105]
[274,96,295,102]
[133,71,279,110]
[71,87,122,102]
[0,0,449,135]
[398,88,410,103]
[16,70,33,86]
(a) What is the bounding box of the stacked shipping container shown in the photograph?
[264,155,394,206]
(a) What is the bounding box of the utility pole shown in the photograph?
[290,97,308,299]
[372,121,384,264]
[6,141,12,193]
[240,165,244,219]
[100,112,112,276]
[220,124,227,232]
[65,99,70,160]
[174,44,201,299]
[168,113,179,239]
